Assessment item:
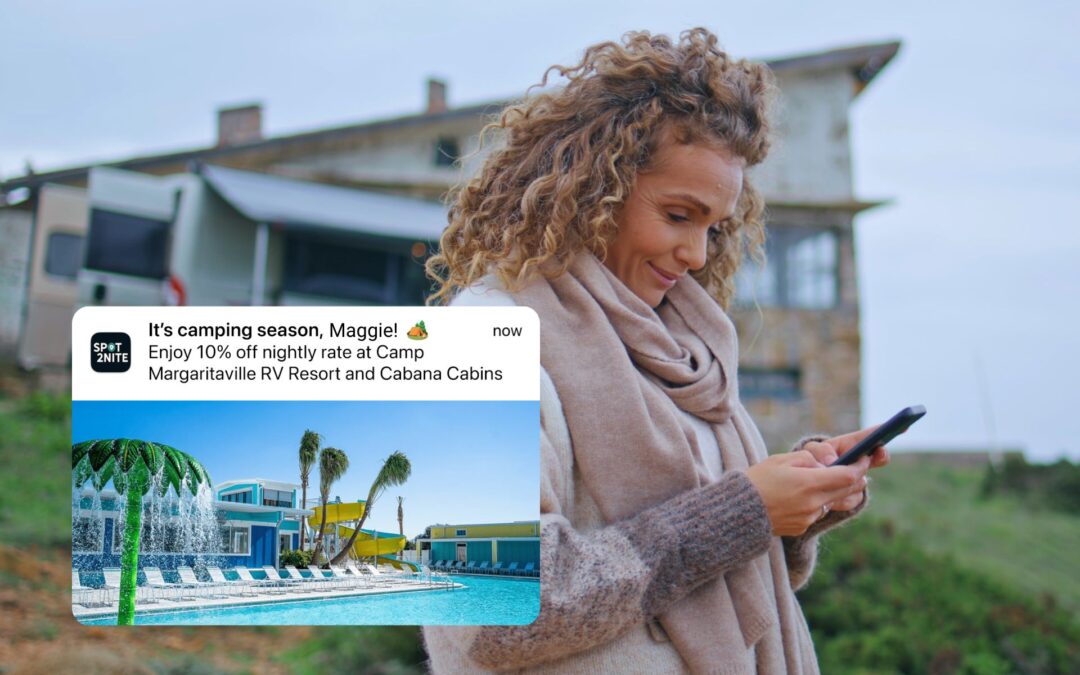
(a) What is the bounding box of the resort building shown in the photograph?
[3,41,899,449]
[73,478,311,573]
[418,521,540,568]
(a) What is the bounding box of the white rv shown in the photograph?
[19,164,446,368]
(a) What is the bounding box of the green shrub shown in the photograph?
[980,456,1080,515]
[802,517,1080,674]
[280,549,313,568]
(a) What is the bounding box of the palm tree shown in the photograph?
[297,429,321,550]
[329,451,411,566]
[72,439,210,625]
[310,447,349,563]
[397,495,405,537]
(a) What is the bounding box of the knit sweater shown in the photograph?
[423,281,866,673]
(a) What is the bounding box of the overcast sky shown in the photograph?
[4,1,1078,460]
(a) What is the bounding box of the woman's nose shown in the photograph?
[675,228,709,272]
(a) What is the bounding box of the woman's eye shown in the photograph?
[667,213,690,223]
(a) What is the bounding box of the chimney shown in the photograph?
[426,78,448,115]
[217,103,263,147]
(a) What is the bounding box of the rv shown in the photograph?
[19,164,447,368]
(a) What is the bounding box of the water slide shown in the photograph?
[309,502,408,559]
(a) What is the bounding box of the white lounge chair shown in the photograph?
[206,566,256,597]
[328,564,364,589]
[262,566,303,592]
[72,569,107,607]
[283,565,328,592]
[307,565,345,591]
[143,567,198,602]
[234,565,287,594]
[177,566,228,599]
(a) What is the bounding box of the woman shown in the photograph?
[423,28,888,673]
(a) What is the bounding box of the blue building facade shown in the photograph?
[73,478,310,574]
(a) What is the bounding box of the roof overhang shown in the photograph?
[197,163,447,242]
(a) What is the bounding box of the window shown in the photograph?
[73,516,103,552]
[221,526,250,555]
[734,227,838,310]
[739,367,801,401]
[455,529,467,537]
[85,209,170,279]
[222,490,253,504]
[263,489,292,508]
[44,232,84,279]
[434,137,460,167]
[284,234,408,303]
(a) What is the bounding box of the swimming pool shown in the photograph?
[78,575,539,626]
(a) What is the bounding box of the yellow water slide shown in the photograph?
[310,501,406,557]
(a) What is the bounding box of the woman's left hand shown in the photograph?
[801,427,890,512]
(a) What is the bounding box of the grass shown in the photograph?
[0,391,72,547]
[862,454,1080,617]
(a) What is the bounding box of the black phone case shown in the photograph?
[830,405,926,466]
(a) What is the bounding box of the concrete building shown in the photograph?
[0,40,899,448]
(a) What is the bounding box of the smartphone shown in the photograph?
[830,405,926,466]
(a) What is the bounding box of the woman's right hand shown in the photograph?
[745,451,870,536]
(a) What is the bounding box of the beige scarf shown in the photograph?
[515,254,811,673]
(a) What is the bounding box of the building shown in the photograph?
[1,40,900,448]
[418,521,540,568]
[72,478,311,573]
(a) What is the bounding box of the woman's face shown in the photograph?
[603,138,744,307]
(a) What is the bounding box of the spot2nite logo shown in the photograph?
[91,332,132,373]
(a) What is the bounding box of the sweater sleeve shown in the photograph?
[782,435,870,590]
[423,374,775,673]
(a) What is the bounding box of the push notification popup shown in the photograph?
[74,307,540,400]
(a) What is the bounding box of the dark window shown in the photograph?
[285,234,409,303]
[262,488,292,508]
[739,367,801,400]
[44,232,84,279]
[222,490,252,504]
[85,209,170,279]
[434,137,460,167]
[734,227,838,309]
[455,529,467,537]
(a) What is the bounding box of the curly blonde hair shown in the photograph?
[426,28,775,307]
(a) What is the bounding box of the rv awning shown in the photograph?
[198,164,448,241]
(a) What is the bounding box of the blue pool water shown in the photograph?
[79,575,539,626]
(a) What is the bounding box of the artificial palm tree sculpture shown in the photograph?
[329,451,411,566]
[72,439,210,625]
[310,447,349,564]
[297,429,321,551]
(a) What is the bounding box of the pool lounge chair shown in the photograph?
[234,565,287,594]
[72,569,107,607]
[307,565,347,591]
[143,567,198,602]
[522,562,537,577]
[476,561,490,574]
[206,566,256,597]
[503,562,519,576]
[262,566,304,592]
[463,560,477,574]
[490,562,504,575]
[178,566,228,599]
[432,560,447,571]
[328,564,365,589]
[283,565,327,592]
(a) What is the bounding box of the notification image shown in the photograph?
[71,307,540,626]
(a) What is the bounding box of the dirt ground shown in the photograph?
[0,545,313,674]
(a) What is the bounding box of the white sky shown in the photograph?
[3,1,1078,460]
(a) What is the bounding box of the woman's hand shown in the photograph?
[745,451,870,537]
[800,427,891,512]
